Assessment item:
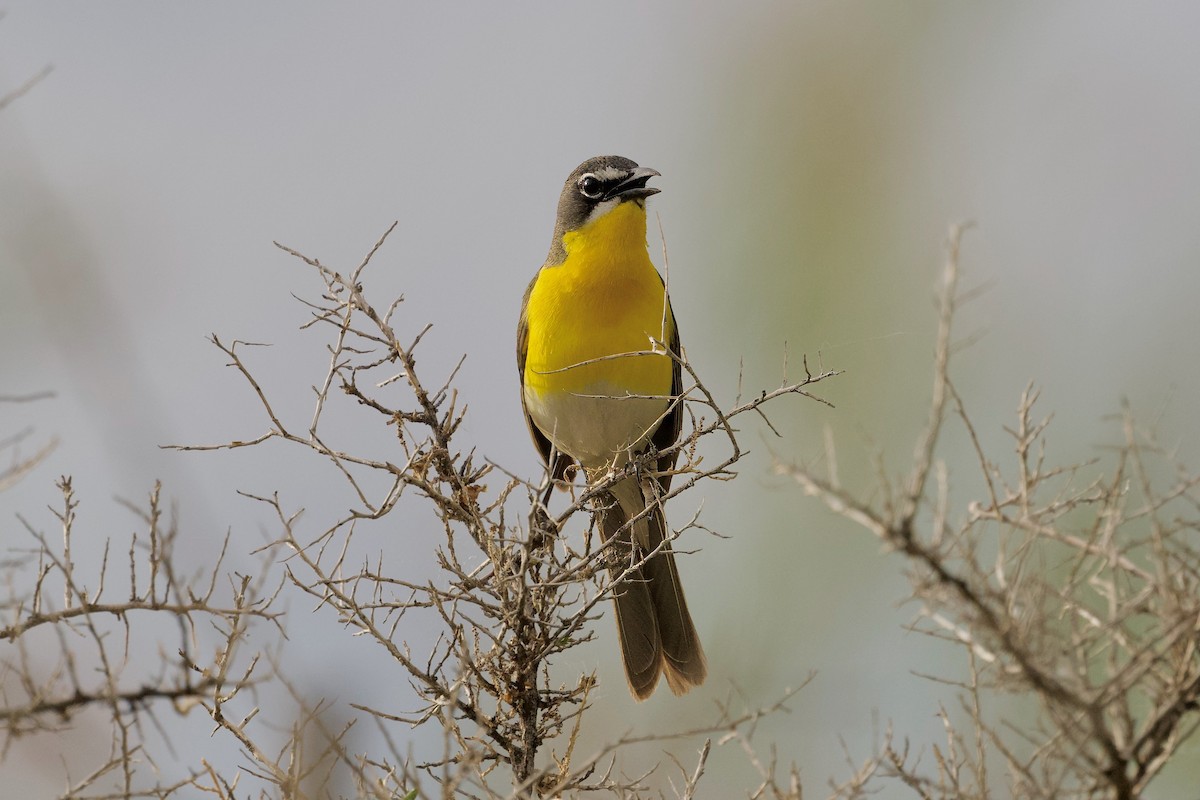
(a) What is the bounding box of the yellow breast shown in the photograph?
[523,201,674,401]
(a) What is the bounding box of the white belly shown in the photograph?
[524,381,669,469]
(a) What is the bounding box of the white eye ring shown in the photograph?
[577,173,603,200]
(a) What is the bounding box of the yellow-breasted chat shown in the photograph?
[517,156,706,700]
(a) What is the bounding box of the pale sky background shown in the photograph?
[3,3,1200,797]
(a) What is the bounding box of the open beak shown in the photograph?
[604,166,662,201]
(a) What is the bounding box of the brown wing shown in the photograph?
[517,269,574,483]
[650,291,684,493]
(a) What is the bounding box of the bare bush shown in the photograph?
[0,222,832,796]
[163,225,836,798]
[778,226,1200,799]
[1,477,280,798]
[2,224,1196,798]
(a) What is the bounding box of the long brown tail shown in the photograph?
[599,485,707,700]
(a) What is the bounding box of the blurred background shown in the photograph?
[2,2,1199,796]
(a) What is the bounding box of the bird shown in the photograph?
[516,155,707,700]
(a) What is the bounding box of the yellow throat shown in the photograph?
[523,200,673,403]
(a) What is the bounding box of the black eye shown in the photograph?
[578,174,603,200]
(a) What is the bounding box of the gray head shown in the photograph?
[546,155,661,264]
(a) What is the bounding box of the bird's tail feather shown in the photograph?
[600,478,706,700]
